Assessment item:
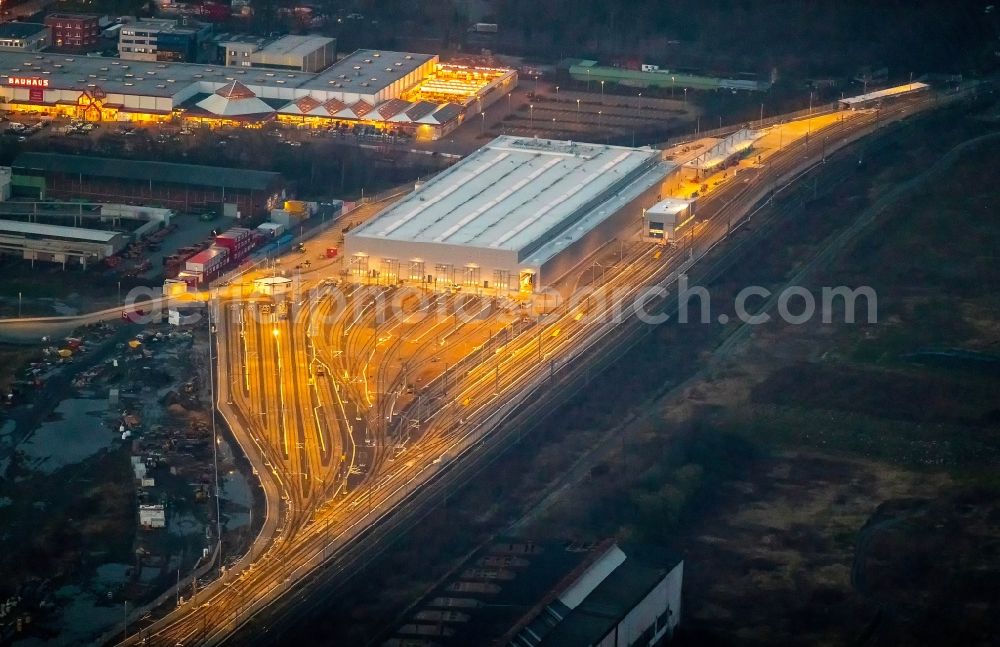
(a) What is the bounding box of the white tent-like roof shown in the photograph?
[197,80,274,117]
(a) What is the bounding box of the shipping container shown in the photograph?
[185,245,229,274]
[284,200,308,216]
[257,222,286,238]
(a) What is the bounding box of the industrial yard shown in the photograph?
[0,0,993,643]
[0,311,259,643]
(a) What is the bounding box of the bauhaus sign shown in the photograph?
[7,77,50,88]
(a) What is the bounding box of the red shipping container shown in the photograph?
[185,246,228,274]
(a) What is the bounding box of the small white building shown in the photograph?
[644,197,696,242]
[253,276,292,296]
[139,504,166,528]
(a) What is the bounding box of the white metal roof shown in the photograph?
[684,128,759,170]
[349,136,666,258]
[558,544,627,610]
[196,84,273,116]
[257,35,334,58]
[0,218,122,242]
[839,82,928,106]
[647,197,695,216]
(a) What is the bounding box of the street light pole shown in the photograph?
[600,80,605,104]
[17,291,21,318]
[529,104,533,130]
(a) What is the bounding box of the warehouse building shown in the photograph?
[381,539,682,647]
[11,152,283,217]
[219,34,336,72]
[0,219,128,265]
[0,49,516,138]
[344,136,675,292]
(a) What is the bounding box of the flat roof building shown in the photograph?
[0,49,513,138]
[11,152,283,217]
[0,218,128,265]
[0,22,50,52]
[118,18,211,63]
[507,544,683,647]
[44,13,100,51]
[298,49,437,105]
[643,197,696,241]
[221,34,335,73]
[345,136,675,292]
[380,539,683,647]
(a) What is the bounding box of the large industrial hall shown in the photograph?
[0,48,516,139]
[344,136,676,292]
